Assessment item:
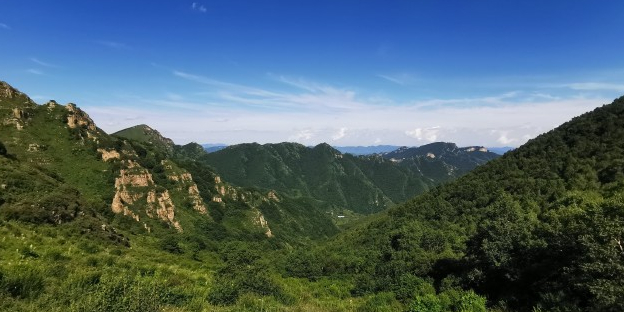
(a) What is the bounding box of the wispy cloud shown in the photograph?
[564,82,624,92]
[30,57,59,68]
[27,69,44,75]
[0,23,10,30]
[191,2,207,13]
[378,73,418,86]
[174,70,365,111]
[82,68,613,147]
[94,40,130,50]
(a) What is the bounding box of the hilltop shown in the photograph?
[201,141,498,216]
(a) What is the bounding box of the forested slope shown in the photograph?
[296,96,624,311]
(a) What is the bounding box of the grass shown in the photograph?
[0,220,399,311]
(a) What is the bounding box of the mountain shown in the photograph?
[383,142,500,175]
[296,96,624,311]
[113,124,176,155]
[201,143,228,153]
[0,81,340,243]
[7,79,620,311]
[202,141,499,215]
[333,145,401,155]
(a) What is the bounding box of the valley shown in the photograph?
[1,80,623,311]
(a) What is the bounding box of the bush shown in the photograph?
[0,266,45,299]
[0,140,6,156]
[207,281,239,305]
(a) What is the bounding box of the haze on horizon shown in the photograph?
[1,0,624,147]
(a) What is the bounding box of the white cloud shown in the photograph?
[289,129,316,142]
[191,2,207,13]
[332,127,347,141]
[82,72,611,147]
[493,131,517,145]
[405,126,440,142]
[0,23,10,30]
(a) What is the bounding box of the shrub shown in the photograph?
[0,265,45,299]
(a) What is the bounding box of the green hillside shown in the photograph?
[113,124,175,155]
[202,141,498,215]
[3,78,621,311]
[294,96,624,311]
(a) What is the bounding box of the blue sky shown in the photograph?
[2,0,624,146]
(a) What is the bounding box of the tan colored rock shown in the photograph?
[212,196,222,203]
[254,210,273,238]
[1,82,16,98]
[28,143,40,152]
[115,169,154,188]
[65,103,97,131]
[188,185,207,214]
[12,108,24,119]
[154,190,182,232]
[97,148,121,161]
[215,176,221,183]
[267,190,280,202]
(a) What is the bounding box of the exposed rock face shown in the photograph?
[168,172,193,182]
[28,143,43,152]
[254,210,273,238]
[3,107,27,130]
[111,160,183,232]
[146,190,182,232]
[115,167,154,188]
[163,160,208,215]
[66,103,97,131]
[0,81,19,99]
[188,184,207,214]
[267,190,280,202]
[97,148,121,162]
[111,190,141,221]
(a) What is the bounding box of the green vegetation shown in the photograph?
[293,96,624,311]
[201,141,498,215]
[1,80,623,311]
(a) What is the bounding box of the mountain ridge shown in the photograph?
[201,140,499,215]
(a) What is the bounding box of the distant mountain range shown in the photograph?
[201,141,499,214]
[202,144,515,155]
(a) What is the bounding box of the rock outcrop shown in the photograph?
[97,148,121,162]
[66,103,97,131]
[111,160,184,232]
[254,209,273,238]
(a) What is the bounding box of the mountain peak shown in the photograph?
[0,81,35,107]
[113,124,175,153]
[0,81,20,99]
